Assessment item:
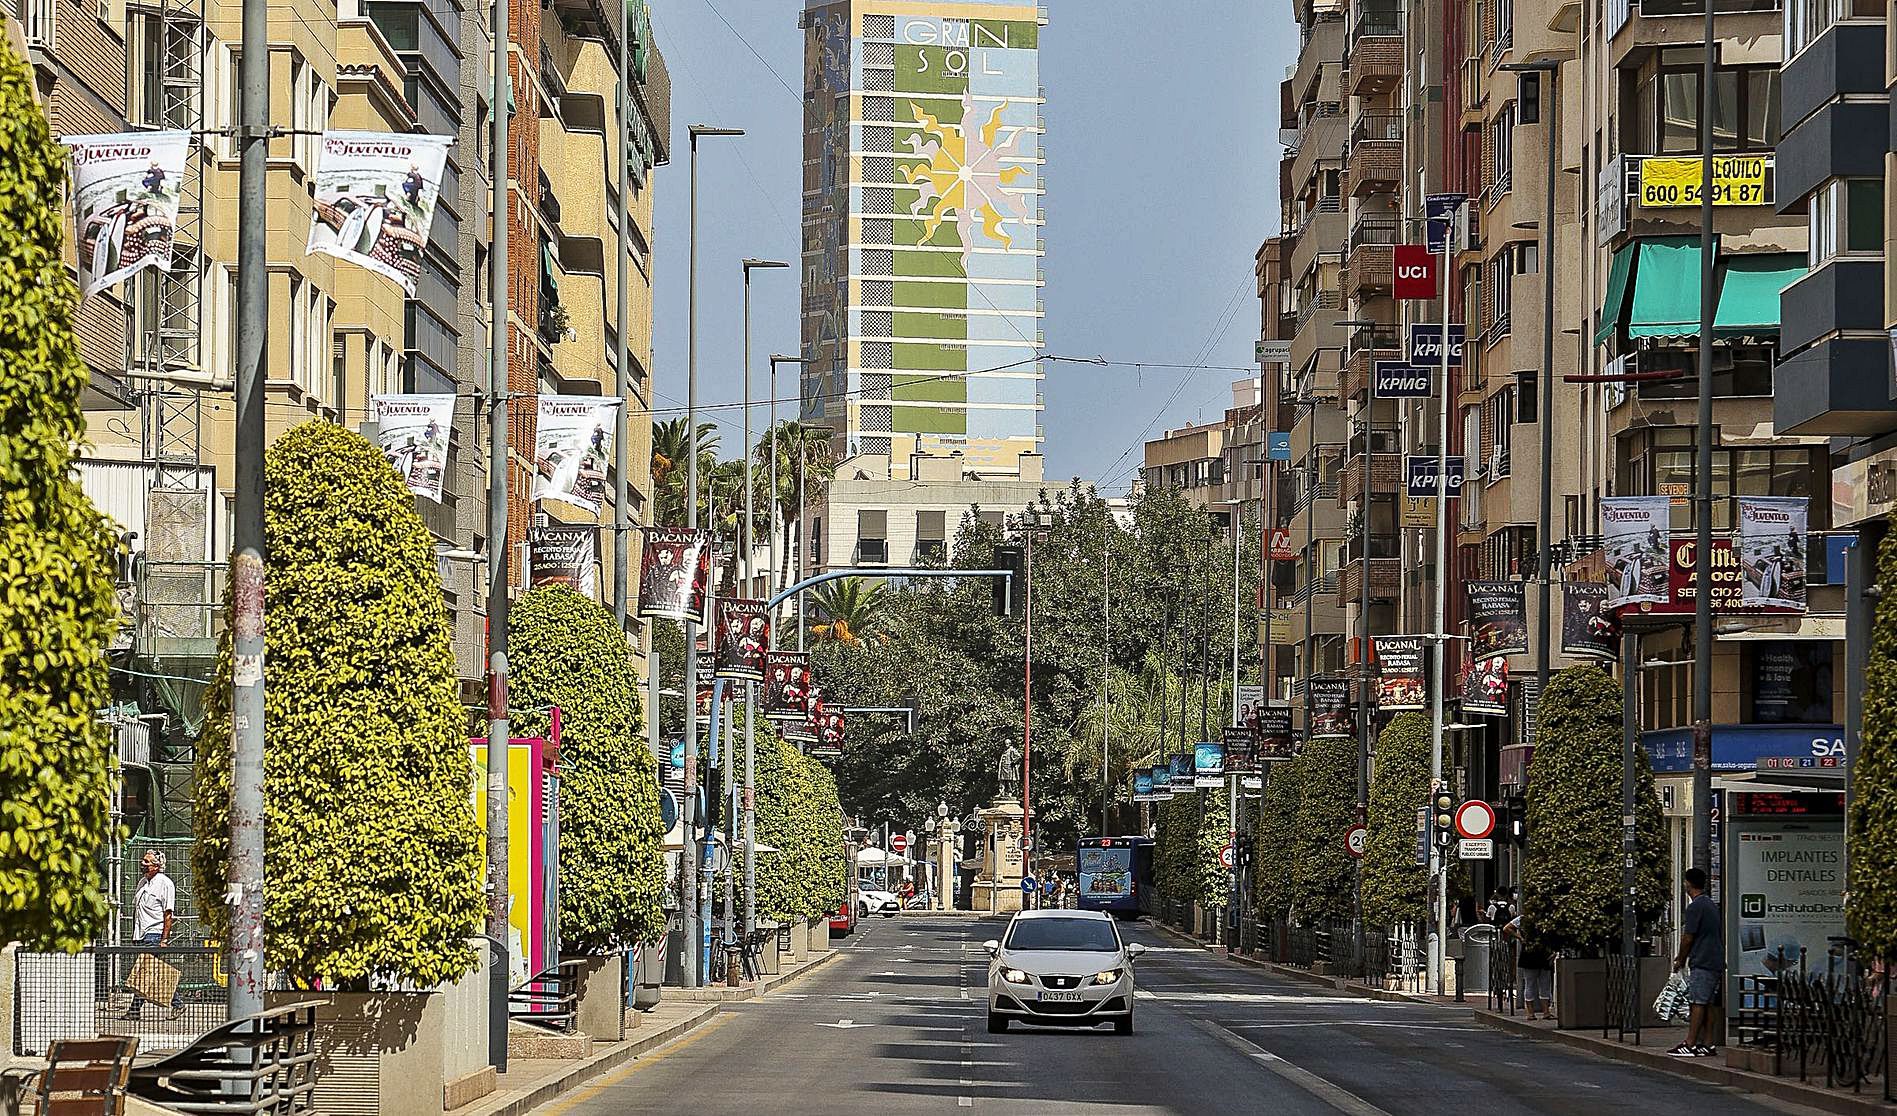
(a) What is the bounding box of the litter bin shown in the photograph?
[1459,924,1498,995]
[758,920,782,976]
[662,911,687,987]
[632,939,663,1008]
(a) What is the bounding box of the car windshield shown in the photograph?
[1005,917,1121,952]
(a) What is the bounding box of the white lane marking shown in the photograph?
[1137,990,1407,1005]
[1191,1017,1396,1116]
[816,1018,876,1029]
[1226,1021,1484,1033]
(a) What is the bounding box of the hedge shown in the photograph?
[0,33,120,950]
[1252,759,1302,922]
[509,585,665,952]
[194,423,484,985]
[1520,665,1667,958]
[755,726,849,922]
[1361,712,1430,928]
[1156,792,1228,913]
[1291,734,1356,924]
[1851,527,1897,954]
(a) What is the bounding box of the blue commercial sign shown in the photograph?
[1425,193,1467,254]
[1407,324,1467,367]
[1374,360,1432,399]
[1405,455,1465,497]
[669,739,685,770]
[1642,724,1847,774]
[1267,431,1293,462]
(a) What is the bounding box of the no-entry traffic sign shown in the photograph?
[1454,800,1496,840]
[1344,824,1367,858]
[891,834,908,854]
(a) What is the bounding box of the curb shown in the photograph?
[1470,1009,1897,1116]
[1140,918,1469,1006]
[664,945,849,1004]
[458,1002,722,1116]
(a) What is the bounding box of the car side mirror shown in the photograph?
[1126,944,1147,959]
[982,939,1001,955]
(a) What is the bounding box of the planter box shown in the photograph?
[569,953,626,1042]
[805,916,829,954]
[789,918,809,962]
[1554,957,1672,1030]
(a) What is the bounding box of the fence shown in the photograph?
[1488,936,1518,1014]
[1604,953,1643,1044]
[1756,946,1890,1097]
[16,945,226,1057]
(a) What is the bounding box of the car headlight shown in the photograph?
[1000,968,1030,985]
[1091,969,1123,985]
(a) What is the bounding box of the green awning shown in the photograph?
[1627,236,1713,339]
[1713,253,1804,337]
[1593,242,1636,347]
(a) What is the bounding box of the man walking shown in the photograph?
[1669,867,1723,1057]
[124,849,182,1019]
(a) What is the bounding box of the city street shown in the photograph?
[544,918,1806,1116]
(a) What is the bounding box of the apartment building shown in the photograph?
[811,449,1046,573]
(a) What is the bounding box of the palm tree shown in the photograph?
[809,577,887,645]
[651,418,718,527]
[754,421,836,588]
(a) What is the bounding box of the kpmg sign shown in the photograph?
[1405,455,1465,496]
[1642,724,1846,774]
[1407,324,1466,367]
[1373,360,1431,399]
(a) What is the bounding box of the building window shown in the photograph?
[1810,177,1884,266]
[1787,0,1883,58]
[1617,430,1823,531]
[1638,64,1780,154]
[1492,104,1514,197]
[857,509,888,564]
[1515,370,1538,423]
[1744,641,1833,723]
[809,516,821,564]
[916,510,946,561]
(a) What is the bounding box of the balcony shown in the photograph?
[1338,453,1402,501]
[1294,289,1342,331]
[1341,325,1400,400]
[1347,117,1402,195]
[1347,20,1403,95]
[1337,556,1400,603]
[1345,218,1398,296]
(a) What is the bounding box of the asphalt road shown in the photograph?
[543,917,1816,1115]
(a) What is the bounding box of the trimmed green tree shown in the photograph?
[0,34,121,950]
[1362,712,1430,928]
[1852,527,1897,954]
[1520,665,1666,958]
[1292,735,1356,924]
[1253,760,1302,922]
[194,422,484,985]
[509,585,665,952]
[1156,792,1229,912]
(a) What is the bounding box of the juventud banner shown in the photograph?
[64,131,189,301]
[1602,496,1671,609]
[1737,497,1809,611]
[532,396,620,512]
[370,394,455,501]
[306,131,452,292]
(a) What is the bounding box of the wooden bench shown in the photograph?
[125,1002,320,1115]
[2,1036,139,1116]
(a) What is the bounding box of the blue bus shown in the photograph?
[1075,836,1155,919]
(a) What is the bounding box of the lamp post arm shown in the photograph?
[765,567,1015,611]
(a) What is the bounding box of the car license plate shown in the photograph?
[1038,990,1082,1002]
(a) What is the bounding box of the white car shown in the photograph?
[857,888,901,918]
[983,908,1144,1035]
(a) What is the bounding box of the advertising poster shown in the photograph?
[306,130,451,292]
[532,397,620,513]
[714,599,770,681]
[1194,740,1226,788]
[1078,844,1133,901]
[1235,685,1268,736]
[64,130,189,301]
[1731,826,1844,977]
[1602,496,1671,608]
[817,707,846,754]
[1561,582,1620,660]
[636,527,714,622]
[1222,725,1255,774]
[1168,753,1193,791]
[1255,706,1296,762]
[1467,581,1527,658]
[1738,497,1810,611]
[1308,675,1353,739]
[762,651,811,721]
[369,393,455,501]
[1374,635,1426,713]
[694,650,717,725]
[529,524,598,598]
[1463,655,1509,717]
[1150,763,1173,801]
[789,688,821,745]
[1268,528,1295,562]
[1131,770,1155,803]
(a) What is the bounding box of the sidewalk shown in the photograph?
[661,942,848,1004]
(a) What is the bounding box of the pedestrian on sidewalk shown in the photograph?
[1668,867,1723,1058]
[124,850,182,1020]
[1503,912,1552,1021]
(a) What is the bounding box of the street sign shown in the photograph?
[1217,844,1236,870]
[1373,360,1431,399]
[1394,244,1438,299]
[1400,495,1436,528]
[1426,193,1467,254]
[1406,323,1467,367]
[1267,431,1293,462]
[660,788,679,832]
[669,740,685,770]
[1344,824,1367,858]
[1256,339,1292,365]
[1454,799,1497,840]
[1405,455,1465,497]
[1458,838,1494,860]
[891,834,908,854]
[1268,528,1295,561]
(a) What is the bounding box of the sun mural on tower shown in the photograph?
[903,94,1033,260]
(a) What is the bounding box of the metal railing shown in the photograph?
[1350,112,1402,145]
[1347,218,1399,252]
[1603,953,1643,1044]
[16,945,227,1058]
[1488,937,1519,1014]
[1767,945,1889,1096]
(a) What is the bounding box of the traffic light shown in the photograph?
[702,767,724,833]
[992,544,1025,616]
[1518,71,1541,125]
[1432,788,1456,849]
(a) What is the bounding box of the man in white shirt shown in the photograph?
[123,850,180,1019]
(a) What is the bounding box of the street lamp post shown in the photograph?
[1019,503,1052,863]
[1690,0,1718,878]
[768,354,809,626]
[681,123,742,990]
[1336,314,1378,969]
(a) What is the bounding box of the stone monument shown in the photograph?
[972,741,1027,914]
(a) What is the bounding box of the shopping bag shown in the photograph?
[1652,970,1688,1023]
[128,953,182,1005]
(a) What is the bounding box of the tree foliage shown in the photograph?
[1253,759,1302,922]
[1520,666,1667,958]
[1852,525,1897,954]
[509,586,665,952]
[0,34,120,949]
[1291,735,1357,924]
[1362,712,1430,928]
[194,423,484,985]
[1157,792,1229,912]
[754,729,847,921]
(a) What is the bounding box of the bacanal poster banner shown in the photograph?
[1602,496,1672,609]
[529,524,598,598]
[1255,706,1297,762]
[714,599,770,682]
[1738,497,1810,611]
[817,707,846,754]
[64,131,189,301]
[533,397,620,513]
[1561,582,1620,660]
[1463,655,1509,717]
[370,394,455,501]
[306,130,451,293]
[1467,581,1527,659]
[636,527,714,622]
[789,688,820,744]
[1308,675,1353,739]
[1221,726,1254,774]
[763,651,811,721]
[1374,635,1426,713]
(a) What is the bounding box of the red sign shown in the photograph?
[1454,800,1496,840]
[890,834,907,854]
[1624,536,1801,617]
[1394,244,1438,299]
[1268,528,1295,562]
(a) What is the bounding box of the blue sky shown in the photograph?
[645,1,1290,495]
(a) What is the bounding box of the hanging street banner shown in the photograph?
[1149,763,1173,800]
[1256,706,1297,761]
[1235,685,1269,737]
[1602,496,1672,609]
[789,688,820,744]
[1308,675,1353,740]
[1269,528,1295,562]
[306,130,451,292]
[369,393,454,501]
[1561,582,1620,660]
[1425,193,1467,254]
[1405,455,1466,497]
[1168,753,1193,792]
[763,651,811,720]
[1374,360,1432,399]
[1637,154,1770,208]
[1467,581,1528,658]
[1132,769,1156,803]
[64,130,189,301]
[694,649,717,725]
[817,707,846,755]
[1222,726,1255,775]
[1193,740,1227,788]
[529,524,598,598]
[1738,497,1810,611]
[1406,323,1466,367]
[714,598,770,682]
[532,396,620,513]
[1463,655,1509,717]
[1374,635,1426,713]
[636,527,714,622]
[1393,244,1438,300]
